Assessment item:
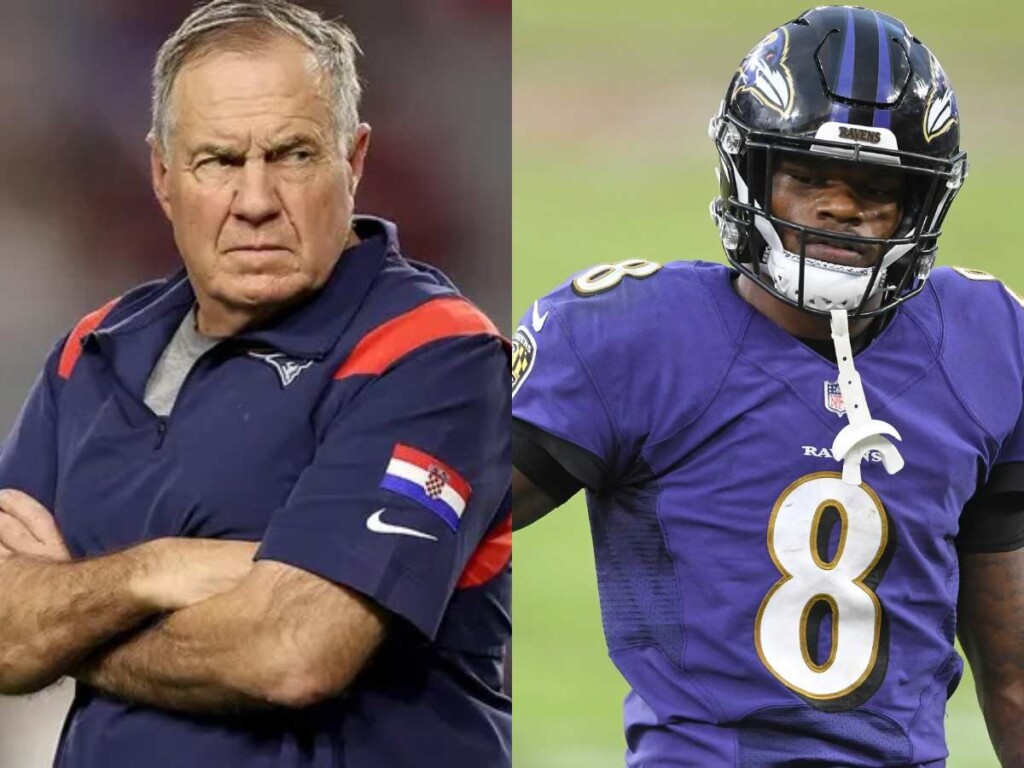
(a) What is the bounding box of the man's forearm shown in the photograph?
[0,548,159,694]
[958,548,1024,768]
[978,682,1024,767]
[77,560,387,716]
[76,590,276,715]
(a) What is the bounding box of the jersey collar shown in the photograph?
[234,216,398,359]
[98,215,400,361]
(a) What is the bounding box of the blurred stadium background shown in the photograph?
[514,1,1020,767]
[0,1,508,765]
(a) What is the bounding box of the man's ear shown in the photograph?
[347,124,372,197]
[150,139,174,222]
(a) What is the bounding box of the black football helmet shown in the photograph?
[708,6,968,317]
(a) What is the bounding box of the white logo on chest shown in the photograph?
[802,445,884,463]
[248,351,315,388]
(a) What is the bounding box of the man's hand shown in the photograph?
[0,489,71,561]
[0,488,257,611]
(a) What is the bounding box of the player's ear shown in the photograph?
[149,135,174,222]
[346,124,371,197]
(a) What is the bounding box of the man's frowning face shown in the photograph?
[770,155,906,270]
[152,35,370,336]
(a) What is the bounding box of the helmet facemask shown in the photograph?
[710,6,968,319]
[710,111,967,318]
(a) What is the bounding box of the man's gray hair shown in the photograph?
[151,0,362,156]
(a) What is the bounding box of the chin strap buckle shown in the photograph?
[829,310,904,486]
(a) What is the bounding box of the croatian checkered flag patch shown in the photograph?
[379,444,472,531]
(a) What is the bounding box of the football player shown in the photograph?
[512,6,1024,766]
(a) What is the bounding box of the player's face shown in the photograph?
[771,157,905,269]
[151,36,370,335]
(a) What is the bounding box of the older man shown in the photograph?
[0,2,511,767]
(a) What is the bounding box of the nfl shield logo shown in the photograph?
[824,380,845,417]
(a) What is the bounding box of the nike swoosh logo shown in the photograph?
[366,509,438,541]
[532,301,549,332]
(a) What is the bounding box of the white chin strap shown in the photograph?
[753,216,914,312]
[829,309,904,485]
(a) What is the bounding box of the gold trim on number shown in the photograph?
[799,594,839,673]
[809,499,848,571]
[753,471,890,702]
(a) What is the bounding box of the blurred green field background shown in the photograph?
[513,1,1024,766]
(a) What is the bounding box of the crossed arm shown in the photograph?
[0,489,386,714]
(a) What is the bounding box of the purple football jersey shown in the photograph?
[513,261,1024,766]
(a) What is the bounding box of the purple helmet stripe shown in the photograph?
[873,11,893,129]
[831,8,856,123]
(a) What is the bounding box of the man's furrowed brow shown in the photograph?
[267,134,321,153]
[185,133,323,161]
[189,142,244,160]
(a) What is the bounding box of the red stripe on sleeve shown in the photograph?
[333,297,500,381]
[57,298,120,380]
[457,514,512,589]
[393,444,472,500]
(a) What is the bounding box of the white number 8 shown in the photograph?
[572,259,661,295]
[755,473,891,707]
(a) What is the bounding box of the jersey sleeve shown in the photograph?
[990,405,1024,477]
[0,341,65,510]
[511,302,621,486]
[971,273,1024,497]
[255,334,509,640]
[957,383,1024,553]
[938,268,1024,550]
[0,298,122,514]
